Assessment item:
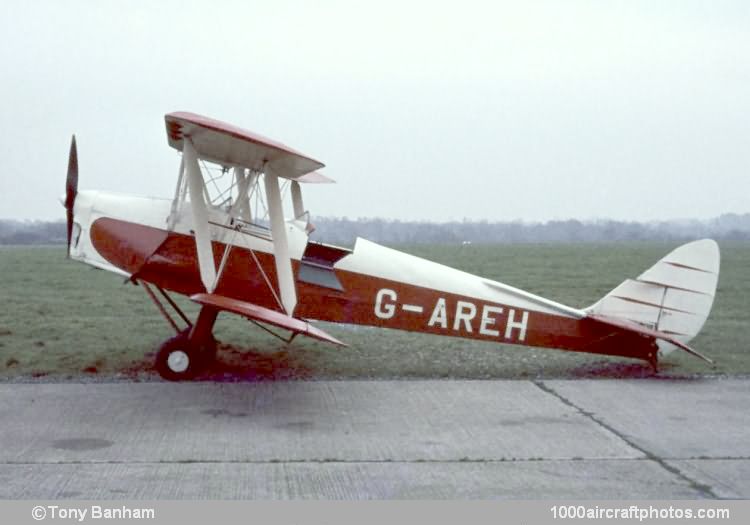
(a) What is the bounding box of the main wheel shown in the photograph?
[155,331,202,381]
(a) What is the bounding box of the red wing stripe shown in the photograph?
[658,329,690,337]
[664,261,716,274]
[637,280,712,296]
[610,295,697,315]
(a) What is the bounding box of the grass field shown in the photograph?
[0,242,747,381]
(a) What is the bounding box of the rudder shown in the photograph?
[586,239,720,355]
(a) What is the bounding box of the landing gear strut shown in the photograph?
[139,281,220,381]
[155,306,219,381]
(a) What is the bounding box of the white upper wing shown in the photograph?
[165,111,331,181]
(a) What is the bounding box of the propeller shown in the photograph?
[65,135,78,256]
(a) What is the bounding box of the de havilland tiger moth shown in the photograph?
[63,111,720,380]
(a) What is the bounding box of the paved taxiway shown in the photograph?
[0,379,747,499]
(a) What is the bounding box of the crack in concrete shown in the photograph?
[0,458,659,466]
[533,380,720,499]
[3,457,746,466]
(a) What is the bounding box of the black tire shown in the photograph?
[155,331,201,381]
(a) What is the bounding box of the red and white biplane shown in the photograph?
[64,112,720,379]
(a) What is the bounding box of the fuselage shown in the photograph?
[68,190,654,361]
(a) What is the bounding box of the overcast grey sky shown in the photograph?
[1,0,748,222]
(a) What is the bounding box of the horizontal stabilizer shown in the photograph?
[589,313,713,364]
[191,293,346,347]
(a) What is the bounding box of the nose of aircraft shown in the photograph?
[64,189,97,256]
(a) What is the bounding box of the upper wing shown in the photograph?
[165,111,329,181]
[297,171,335,184]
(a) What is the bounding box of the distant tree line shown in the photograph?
[2,213,749,246]
[308,213,750,245]
[0,220,67,245]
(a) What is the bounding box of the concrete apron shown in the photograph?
[0,380,747,499]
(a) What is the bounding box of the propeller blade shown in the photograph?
[65,135,78,255]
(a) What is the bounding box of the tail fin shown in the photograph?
[586,239,720,359]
